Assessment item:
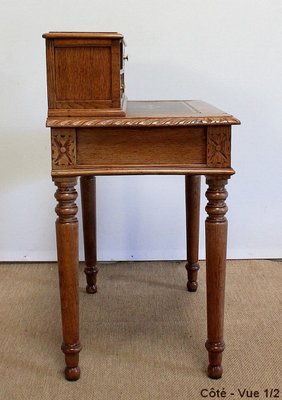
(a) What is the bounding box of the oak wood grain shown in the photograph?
[51,128,76,169]
[80,176,98,294]
[205,175,229,379]
[207,126,231,168]
[43,32,124,39]
[43,32,125,117]
[44,32,240,381]
[55,47,112,101]
[76,127,206,167]
[52,167,235,177]
[185,176,201,292]
[46,100,240,127]
[54,177,81,381]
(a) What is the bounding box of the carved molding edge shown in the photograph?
[51,129,76,168]
[47,116,240,128]
[207,126,231,168]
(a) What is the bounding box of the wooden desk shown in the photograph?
[47,100,240,380]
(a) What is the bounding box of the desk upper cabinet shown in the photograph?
[42,32,127,117]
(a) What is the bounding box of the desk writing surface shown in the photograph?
[126,101,234,118]
[46,100,240,127]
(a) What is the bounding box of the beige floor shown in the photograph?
[0,260,281,400]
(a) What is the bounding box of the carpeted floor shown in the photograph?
[0,260,281,399]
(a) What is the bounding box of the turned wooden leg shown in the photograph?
[80,176,98,294]
[205,175,229,379]
[185,175,201,292]
[54,177,82,381]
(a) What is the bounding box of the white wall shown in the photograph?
[0,0,281,261]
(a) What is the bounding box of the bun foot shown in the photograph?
[187,280,198,292]
[65,366,81,381]
[84,266,98,294]
[185,262,200,292]
[205,340,225,379]
[86,284,97,294]
[208,364,223,379]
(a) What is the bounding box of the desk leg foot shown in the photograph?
[65,367,81,381]
[81,176,98,294]
[185,262,200,292]
[54,177,82,381]
[205,175,229,379]
[185,175,201,292]
[62,343,81,381]
[205,341,224,379]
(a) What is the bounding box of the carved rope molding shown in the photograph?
[47,116,240,128]
[51,129,76,167]
[207,126,231,168]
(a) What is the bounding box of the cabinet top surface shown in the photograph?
[42,32,123,39]
[47,100,240,127]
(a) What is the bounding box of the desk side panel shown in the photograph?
[76,127,206,168]
[50,126,233,176]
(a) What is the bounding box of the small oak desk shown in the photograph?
[47,100,240,380]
